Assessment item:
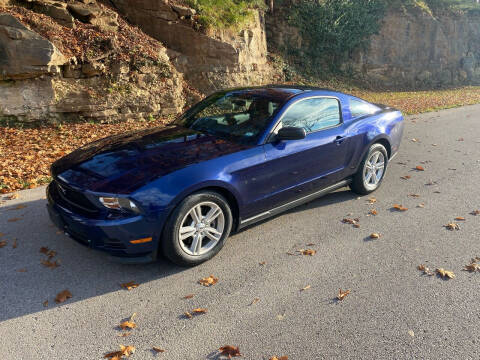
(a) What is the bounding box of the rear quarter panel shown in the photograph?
[343,109,404,175]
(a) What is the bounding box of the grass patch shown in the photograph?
[185,0,266,29]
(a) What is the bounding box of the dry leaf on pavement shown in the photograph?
[400,175,411,180]
[120,281,139,290]
[104,345,135,359]
[368,197,377,204]
[392,204,408,211]
[415,165,425,171]
[152,347,165,353]
[199,275,218,287]
[270,357,288,360]
[301,285,311,291]
[183,294,195,299]
[298,249,316,256]
[444,223,460,231]
[337,289,350,301]
[7,217,21,222]
[119,314,137,330]
[369,209,378,216]
[417,264,434,276]
[41,259,60,269]
[436,268,455,279]
[369,233,381,239]
[0,241,7,248]
[218,345,241,358]
[55,289,72,303]
[471,210,480,216]
[454,217,466,221]
[192,308,207,314]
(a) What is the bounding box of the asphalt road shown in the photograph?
[1,105,479,360]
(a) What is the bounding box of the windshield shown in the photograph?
[175,90,284,144]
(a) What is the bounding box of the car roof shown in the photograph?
[220,85,348,103]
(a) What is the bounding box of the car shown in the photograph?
[47,86,404,266]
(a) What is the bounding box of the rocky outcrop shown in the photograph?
[0,8,186,124]
[110,0,274,93]
[355,11,480,88]
[266,4,480,89]
[0,13,66,80]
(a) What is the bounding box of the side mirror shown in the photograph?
[276,127,306,141]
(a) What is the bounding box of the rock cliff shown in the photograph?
[267,3,480,89]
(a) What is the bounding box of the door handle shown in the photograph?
[334,136,346,145]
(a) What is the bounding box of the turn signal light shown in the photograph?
[130,237,152,244]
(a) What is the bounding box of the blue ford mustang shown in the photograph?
[47,86,404,266]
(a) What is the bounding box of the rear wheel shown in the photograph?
[162,191,232,266]
[350,143,388,195]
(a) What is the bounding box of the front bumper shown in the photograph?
[46,182,166,261]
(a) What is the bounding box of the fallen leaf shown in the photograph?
[152,347,165,353]
[183,294,195,299]
[184,312,193,319]
[192,308,207,314]
[417,264,434,276]
[392,204,408,211]
[369,233,381,239]
[270,357,288,360]
[17,268,27,272]
[104,345,135,359]
[259,261,266,266]
[41,259,60,269]
[457,137,464,141]
[408,194,420,198]
[43,300,48,307]
[337,289,350,301]
[369,209,378,216]
[250,298,260,305]
[400,175,411,180]
[218,345,241,357]
[415,165,425,171]
[5,193,19,200]
[301,285,311,291]
[471,210,480,216]
[408,330,415,337]
[455,217,466,221]
[119,314,137,330]
[417,203,425,208]
[7,217,21,222]
[436,268,455,279]
[12,239,17,248]
[306,243,316,246]
[299,249,316,256]
[120,281,139,290]
[46,249,57,258]
[199,275,218,287]
[368,197,377,204]
[411,138,418,142]
[11,204,26,210]
[55,289,72,303]
[39,246,49,254]
[444,223,460,231]
[0,241,7,248]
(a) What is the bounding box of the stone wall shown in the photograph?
[110,0,274,93]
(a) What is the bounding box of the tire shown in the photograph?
[350,143,389,195]
[162,191,233,267]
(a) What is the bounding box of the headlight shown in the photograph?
[99,197,139,213]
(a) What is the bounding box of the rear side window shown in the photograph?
[281,97,341,133]
[349,99,380,118]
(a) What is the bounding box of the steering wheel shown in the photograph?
[225,114,237,126]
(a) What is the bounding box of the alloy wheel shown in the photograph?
[178,201,225,256]
[363,150,385,189]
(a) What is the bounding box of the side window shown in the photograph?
[349,99,380,118]
[281,98,341,133]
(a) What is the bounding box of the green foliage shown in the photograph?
[286,0,386,75]
[185,0,266,29]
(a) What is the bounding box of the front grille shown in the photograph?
[52,180,100,217]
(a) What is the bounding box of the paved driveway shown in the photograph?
[1,105,479,360]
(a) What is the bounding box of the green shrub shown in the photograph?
[286,0,386,74]
[185,0,266,29]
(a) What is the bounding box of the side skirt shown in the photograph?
[238,179,352,229]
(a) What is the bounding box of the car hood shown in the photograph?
[51,125,250,194]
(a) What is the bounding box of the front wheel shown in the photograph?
[162,191,233,267]
[350,143,388,195]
